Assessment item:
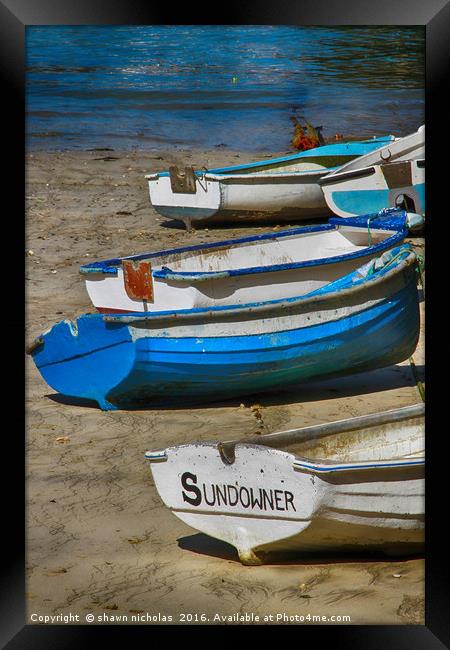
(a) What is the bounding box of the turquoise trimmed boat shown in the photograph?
[145,136,396,229]
[320,126,425,217]
[320,159,425,218]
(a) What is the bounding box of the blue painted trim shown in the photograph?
[328,208,408,231]
[80,223,337,274]
[157,164,342,179]
[293,458,425,473]
[155,136,395,177]
[103,244,413,322]
[80,208,408,276]
[152,230,405,281]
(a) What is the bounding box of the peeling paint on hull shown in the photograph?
[30,246,419,410]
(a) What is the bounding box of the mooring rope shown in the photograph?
[409,356,425,403]
[366,246,412,277]
[409,252,425,402]
[366,214,376,246]
[415,253,425,297]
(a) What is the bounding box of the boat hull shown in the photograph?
[149,170,330,228]
[30,248,420,410]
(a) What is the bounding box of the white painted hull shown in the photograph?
[147,405,424,564]
[321,159,425,218]
[82,218,408,313]
[147,169,329,228]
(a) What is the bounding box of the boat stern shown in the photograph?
[146,169,222,227]
[146,441,325,564]
[27,314,135,410]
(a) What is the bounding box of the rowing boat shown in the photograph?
[146,403,424,564]
[145,136,396,229]
[320,159,425,218]
[28,244,420,411]
[80,209,416,314]
[319,125,425,218]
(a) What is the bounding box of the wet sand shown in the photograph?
[25,148,425,625]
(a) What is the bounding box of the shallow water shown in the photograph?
[26,25,424,152]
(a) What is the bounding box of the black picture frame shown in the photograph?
[5,0,448,646]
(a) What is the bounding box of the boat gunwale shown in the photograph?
[319,126,424,179]
[102,245,416,324]
[79,210,408,277]
[151,230,405,282]
[80,222,336,275]
[149,166,339,183]
[144,135,395,180]
[145,404,425,474]
[319,165,377,186]
[292,457,424,473]
[220,404,425,456]
[146,448,425,474]
[319,157,426,187]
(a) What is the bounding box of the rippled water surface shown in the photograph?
[26,25,424,151]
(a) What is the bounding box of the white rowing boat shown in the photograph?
[320,158,425,218]
[146,404,424,564]
[144,136,396,229]
[80,210,416,314]
[320,126,425,218]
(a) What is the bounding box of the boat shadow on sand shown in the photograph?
[158,216,330,231]
[177,533,424,566]
[46,362,424,411]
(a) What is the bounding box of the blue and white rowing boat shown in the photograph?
[29,244,420,411]
[80,209,419,314]
[146,403,424,564]
[320,159,425,218]
[145,136,396,229]
[320,125,425,218]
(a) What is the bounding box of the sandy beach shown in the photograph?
[25,147,425,626]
